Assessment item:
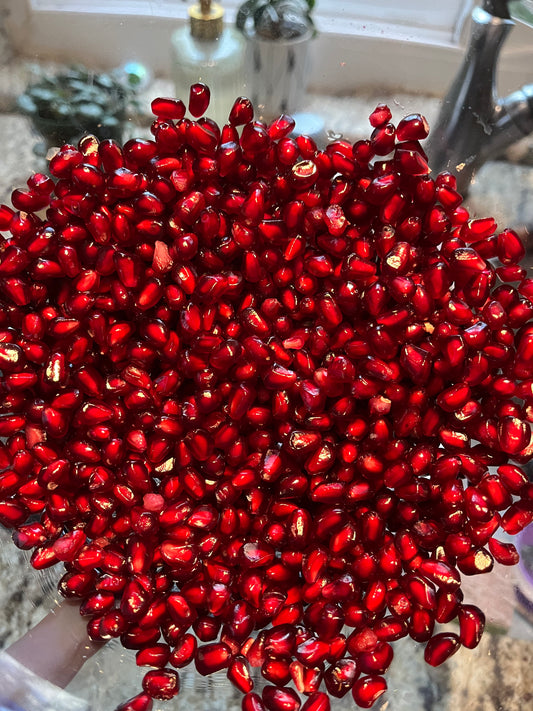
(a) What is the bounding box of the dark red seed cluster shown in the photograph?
[0,85,532,711]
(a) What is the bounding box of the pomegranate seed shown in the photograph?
[151,97,186,120]
[396,113,429,141]
[324,658,359,697]
[369,104,392,128]
[457,604,485,649]
[408,609,434,643]
[359,642,393,675]
[195,642,232,675]
[230,97,254,126]
[497,228,525,264]
[370,124,396,155]
[262,686,301,711]
[262,657,292,686]
[351,675,387,708]
[142,668,180,700]
[301,693,330,711]
[0,87,531,710]
[488,537,519,565]
[115,693,153,711]
[228,655,254,693]
[243,693,267,711]
[424,633,461,666]
[189,83,210,117]
[136,644,171,668]
[502,502,533,534]
[169,633,197,668]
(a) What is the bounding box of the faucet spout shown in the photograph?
[425,6,515,194]
[479,84,533,162]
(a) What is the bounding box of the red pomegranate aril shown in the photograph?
[497,416,530,455]
[369,104,392,128]
[358,642,393,675]
[300,693,330,711]
[188,83,210,117]
[296,636,329,665]
[169,633,197,668]
[243,693,267,711]
[0,203,14,228]
[374,616,407,642]
[364,580,387,612]
[122,624,161,651]
[12,522,46,549]
[167,592,196,627]
[323,658,359,697]
[114,693,153,711]
[434,589,461,624]
[457,604,485,649]
[497,228,525,264]
[229,96,254,125]
[52,529,86,563]
[406,576,437,612]
[228,655,254,693]
[417,559,461,590]
[195,642,232,675]
[351,675,387,709]
[264,624,296,657]
[136,644,171,668]
[370,124,395,156]
[0,88,532,711]
[488,537,519,565]
[498,464,528,494]
[151,97,186,120]
[58,570,95,598]
[262,657,292,686]
[396,113,429,141]
[142,668,179,700]
[90,610,127,641]
[424,633,461,666]
[194,616,221,641]
[408,609,434,643]
[289,660,322,694]
[246,631,267,668]
[262,685,301,711]
[501,502,533,534]
[269,114,296,140]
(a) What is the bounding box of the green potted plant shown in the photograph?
[236,0,316,120]
[17,64,140,153]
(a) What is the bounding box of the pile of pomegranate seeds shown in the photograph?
[0,85,532,711]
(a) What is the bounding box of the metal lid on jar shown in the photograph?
[189,0,224,40]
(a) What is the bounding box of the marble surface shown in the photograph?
[0,62,532,711]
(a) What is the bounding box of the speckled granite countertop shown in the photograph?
[0,61,532,711]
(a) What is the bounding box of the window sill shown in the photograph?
[5,1,533,97]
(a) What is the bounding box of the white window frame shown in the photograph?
[5,1,533,96]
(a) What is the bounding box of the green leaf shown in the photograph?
[94,73,115,90]
[50,101,71,118]
[67,79,96,93]
[77,102,105,121]
[28,87,56,104]
[20,63,139,130]
[16,94,37,115]
[101,116,120,128]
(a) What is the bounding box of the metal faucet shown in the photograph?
[425,0,533,194]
